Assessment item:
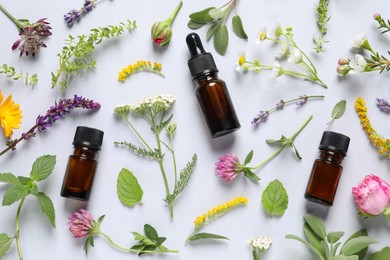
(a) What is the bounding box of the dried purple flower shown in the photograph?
[251,111,269,125]
[215,153,243,182]
[64,0,97,27]
[296,95,309,106]
[376,98,390,113]
[276,100,285,110]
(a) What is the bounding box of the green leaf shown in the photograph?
[188,232,229,242]
[83,235,94,254]
[155,237,166,246]
[0,173,20,185]
[114,141,161,159]
[327,231,344,244]
[2,185,30,206]
[189,7,216,23]
[35,192,56,228]
[261,179,288,216]
[208,8,225,20]
[144,224,158,241]
[0,233,13,257]
[341,236,377,256]
[332,255,359,260]
[328,100,346,124]
[206,22,220,41]
[368,247,390,260]
[30,155,56,182]
[243,150,254,165]
[343,230,368,260]
[131,232,145,241]
[243,168,260,181]
[232,15,248,39]
[285,234,325,258]
[169,154,197,203]
[117,168,143,207]
[187,20,205,30]
[304,214,327,240]
[303,223,326,259]
[214,24,229,55]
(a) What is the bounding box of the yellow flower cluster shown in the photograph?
[193,196,248,229]
[355,97,390,158]
[118,60,164,82]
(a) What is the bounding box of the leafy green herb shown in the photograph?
[286,214,378,260]
[374,13,390,34]
[187,232,229,242]
[0,155,56,259]
[51,20,136,90]
[261,179,288,217]
[368,247,390,260]
[117,168,143,207]
[328,100,346,124]
[314,0,331,53]
[0,64,38,87]
[188,1,247,55]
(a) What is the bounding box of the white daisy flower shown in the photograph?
[256,27,267,45]
[349,54,367,73]
[274,44,289,59]
[234,51,246,72]
[271,61,283,78]
[268,22,282,39]
[288,49,303,64]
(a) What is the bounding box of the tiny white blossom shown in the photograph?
[268,22,282,39]
[351,32,368,48]
[256,27,267,45]
[274,44,289,59]
[234,51,246,72]
[349,54,367,73]
[249,236,272,250]
[288,49,303,64]
[271,61,283,78]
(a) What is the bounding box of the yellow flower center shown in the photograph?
[238,55,245,66]
[259,32,266,41]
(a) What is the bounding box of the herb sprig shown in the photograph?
[0,64,38,87]
[314,0,330,53]
[0,155,56,260]
[51,20,137,90]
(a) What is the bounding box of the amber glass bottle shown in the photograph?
[305,131,350,206]
[61,126,104,201]
[186,33,240,138]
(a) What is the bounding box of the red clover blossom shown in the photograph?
[68,209,100,238]
[64,0,97,27]
[215,153,243,182]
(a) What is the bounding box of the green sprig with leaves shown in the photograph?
[0,155,56,260]
[0,64,38,87]
[314,0,331,53]
[51,20,137,91]
[286,214,378,260]
[261,179,288,217]
[374,13,390,34]
[188,0,248,55]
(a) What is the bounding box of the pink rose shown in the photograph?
[352,174,390,216]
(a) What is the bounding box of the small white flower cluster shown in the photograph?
[131,94,175,115]
[248,236,272,250]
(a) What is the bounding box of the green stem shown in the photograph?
[0,4,23,31]
[266,95,324,114]
[123,115,155,153]
[289,114,313,141]
[170,135,178,184]
[15,197,26,260]
[248,146,285,170]
[0,125,38,156]
[166,1,183,25]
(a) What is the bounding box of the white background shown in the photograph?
[0,0,389,259]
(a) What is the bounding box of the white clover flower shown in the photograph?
[256,27,267,45]
[349,54,367,73]
[268,22,282,39]
[271,61,283,78]
[249,236,272,250]
[274,44,289,59]
[288,49,303,64]
[234,51,246,72]
[351,32,368,48]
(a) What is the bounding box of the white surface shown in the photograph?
[0,0,389,259]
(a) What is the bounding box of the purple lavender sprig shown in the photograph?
[0,95,100,156]
[252,95,324,126]
[64,0,97,27]
[376,98,390,113]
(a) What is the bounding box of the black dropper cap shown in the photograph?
[318,131,350,156]
[186,33,218,79]
[73,126,104,150]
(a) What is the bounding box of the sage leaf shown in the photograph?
[332,255,359,260]
[189,7,216,23]
[0,173,20,185]
[209,8,225,20]
[206,22,220,41]
[328,100,346,124]
[368,247,390,260]
[188,232,229,242]
[144,224,159,241]
[285,234,325,258]
[214,24,229,55]
[343,229,368,259]
[232,15,248,39]
[117,168,143,207]
[188,20,205,30]
[340,236,378,256]
[303,223,327,259]
[327,231,344,244]
[243,150,253,165]
[0,233,13,257]
[30,155,56,182]
[2,185,30,206]
[261,179,288,216]
[35,192,56,228]
[304,214,327,240]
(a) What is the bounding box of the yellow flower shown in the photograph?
[118,60,164,82]
[0,91,22,138]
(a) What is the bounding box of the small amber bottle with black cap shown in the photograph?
[186,33,240,138]
[305,131,350,206]
[61,126,104,201]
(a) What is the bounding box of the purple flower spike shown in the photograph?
[215,153,242,182]
[376,98,390,113]
[64,0,96,27]
[251,111,269,125]
[296,95,309,106]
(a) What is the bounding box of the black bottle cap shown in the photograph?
[73,126,104,150]
[318,131,350,156]
[186,33,218,79]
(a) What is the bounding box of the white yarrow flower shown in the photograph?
[256,27,267,45]
[271,61,283,78]
[349,54,367,73]
[274,44,289,59]
[351,32,368,48]
[249,236,272,250]
[288,49,303,64]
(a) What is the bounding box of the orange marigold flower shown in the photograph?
[0,90,22,137]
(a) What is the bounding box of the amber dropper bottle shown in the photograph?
[305,131,350,206]
[186,33,240,138]
[61,126,104,201]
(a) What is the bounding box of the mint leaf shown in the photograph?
[30,155,56,182]
[214,24,229,55]
[188,232,229,242]
[261,179,288,216]
[232,15,248,39]
[35,192,56,228]
[144,224,158,241]
[0,233,13,257]
[117,168,143,207]
[2,185,30,206]
[304,214,327,240]
[0,173,20,185]
[341,236,378,256]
